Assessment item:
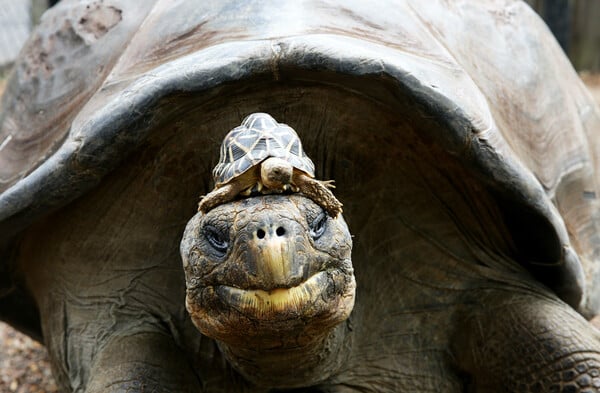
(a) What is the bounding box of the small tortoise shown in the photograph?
[198,113,342,216]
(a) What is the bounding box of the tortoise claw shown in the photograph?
[321,180,336,189]
[294,175,343,218]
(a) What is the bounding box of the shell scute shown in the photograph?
[212,113,315,186]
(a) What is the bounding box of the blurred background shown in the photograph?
[0,1,598,392]
[0,0,54,74]
[526,0,600,71]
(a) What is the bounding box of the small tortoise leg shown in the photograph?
[85,332,201,393]
[198,182,244,213]
[294,173,343,217]
[455,293,600,392]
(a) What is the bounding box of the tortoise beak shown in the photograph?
[246,222,305,289]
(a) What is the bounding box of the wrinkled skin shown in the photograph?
[182,195,355,387]
[184,190,600,393]
[180,197,600,393]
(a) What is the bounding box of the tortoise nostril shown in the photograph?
[276,227,285,237]
[257,229,266,239]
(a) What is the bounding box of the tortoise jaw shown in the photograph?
[186,265,355,347]
[215,271,329,318]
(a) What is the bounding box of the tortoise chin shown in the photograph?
[181,194,355,348]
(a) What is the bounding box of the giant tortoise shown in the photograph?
[2,1,600,392]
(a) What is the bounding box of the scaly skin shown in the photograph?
[185,195,600,392]
[85,333,201,393]
[293,172,343,217]
[183,194,355,388]
[456,293,600,392]
[198,168,258,213]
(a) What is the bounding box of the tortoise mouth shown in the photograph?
[186,266,355,345]
[215,271,328,317]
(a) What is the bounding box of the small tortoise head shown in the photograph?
[212,113,315,187]
[260,156,294,190]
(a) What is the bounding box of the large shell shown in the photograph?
[212,113,315,186]
[1,0,600,320]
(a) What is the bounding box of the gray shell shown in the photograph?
[212,113,315,186]
[1,0,600,320]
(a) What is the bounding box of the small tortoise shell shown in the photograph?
[212,113,315,186]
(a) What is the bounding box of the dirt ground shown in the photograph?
[1,75,600,392]
[0,326,57,392]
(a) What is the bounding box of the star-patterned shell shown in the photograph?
[212,113,315,186]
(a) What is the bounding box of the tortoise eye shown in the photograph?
[203,225,229,255]
[309,212,327,240]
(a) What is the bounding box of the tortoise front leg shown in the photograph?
[198,168,259,213]
[85,331,201,393]
[293,172,343,217]
[198,180,250,213]
[456,292,600,392]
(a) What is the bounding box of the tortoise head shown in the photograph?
[181,194,355,350]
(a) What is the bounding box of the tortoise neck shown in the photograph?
[217,321,353,389]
